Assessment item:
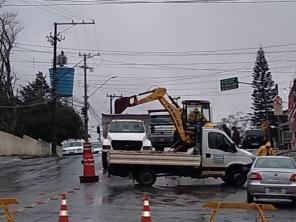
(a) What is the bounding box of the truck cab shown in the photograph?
[148,110,175,151]
[201,128,255,184]
[102,119,152,169]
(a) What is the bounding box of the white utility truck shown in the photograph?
[107,127,255,187]
[108,87,255,187]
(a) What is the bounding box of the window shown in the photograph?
[62,143,71,148]
[109,121,145,133]
[255,158,296,169]
[71,142,82,147]
[208,132,234,152]
[150,115,173,125]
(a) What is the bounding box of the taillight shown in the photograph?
[250,172,262,180]
[290,174,296,182]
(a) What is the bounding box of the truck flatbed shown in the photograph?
[108,150,201,167]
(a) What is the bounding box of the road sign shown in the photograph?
[273,95,283,116]
[273,95,282,107]
[220,77,238,91]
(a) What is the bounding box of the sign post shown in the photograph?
[220,77,239,91]
[273,95,283,116]
[273,95,283,148]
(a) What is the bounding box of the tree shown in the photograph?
[0,12,23,98]
[220,111,251,135]
[17,72,83,144]
[0,1,4,8]
[250,47,277,130]
[19,72,50,105]
[0,10,23,133]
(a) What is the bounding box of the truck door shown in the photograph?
[202,131,236,175]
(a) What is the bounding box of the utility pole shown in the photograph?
[107,94,122,114]
[79,52,99,142]
[47,20,95,156]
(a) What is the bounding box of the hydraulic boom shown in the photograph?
[114,87,211,151]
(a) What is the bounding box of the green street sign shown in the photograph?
[220,77,239,91]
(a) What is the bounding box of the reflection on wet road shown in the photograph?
[0,155,295,222]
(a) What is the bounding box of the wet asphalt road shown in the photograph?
[0,154,296,222]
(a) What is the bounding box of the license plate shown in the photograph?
[266,188,284,193]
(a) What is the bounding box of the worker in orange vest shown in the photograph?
[256,141,275,156]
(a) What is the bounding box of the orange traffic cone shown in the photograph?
[58,194,69,222]
[80,142,99,183]
[141,195,152,222]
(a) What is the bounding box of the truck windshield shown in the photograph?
[109,121,145,133]
[150,115,173,125]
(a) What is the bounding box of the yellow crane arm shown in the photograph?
[114,87,191,143]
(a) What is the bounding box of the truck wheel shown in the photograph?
[221,176,230,184]
[227,169,247,187]
[247,192,254,203]
[102,152,108,169]
[135,170,156,187]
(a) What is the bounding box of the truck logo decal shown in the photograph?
[213,154,224,164]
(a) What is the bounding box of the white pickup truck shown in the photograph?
[102,119,152,169]
[107,127,256,187]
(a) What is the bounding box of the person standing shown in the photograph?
[222,124,231,137]
[231,126,240,146]
[256,141,275,156]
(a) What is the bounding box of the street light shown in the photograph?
[88,76,117,98]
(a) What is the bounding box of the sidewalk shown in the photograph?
[0,156,22,164]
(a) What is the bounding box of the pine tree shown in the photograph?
[19,71,50,104]
[17,72,83,143]
[251,47,277,129]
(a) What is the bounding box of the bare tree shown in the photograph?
[0,12,23,98]
[0,0,5,7]
[0,10,23,132]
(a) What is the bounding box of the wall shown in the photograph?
[0,131,62,156]
[288,80,296,148]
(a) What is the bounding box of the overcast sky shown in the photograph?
[3,0,296,135]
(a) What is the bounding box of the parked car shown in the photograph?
[62,141,83,155]
[242,129,265,150]
[247,156,296,203]
[91,141,102,154]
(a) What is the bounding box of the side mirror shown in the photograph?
[231,143,237,153]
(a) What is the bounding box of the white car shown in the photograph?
[92,141,102,154]
[62,141,83,155]
[246,156,296,203]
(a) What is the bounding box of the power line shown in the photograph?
[18,0,71,19]
[14,41,296,54]
[0,101,50,109]
[4,0,296,7]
